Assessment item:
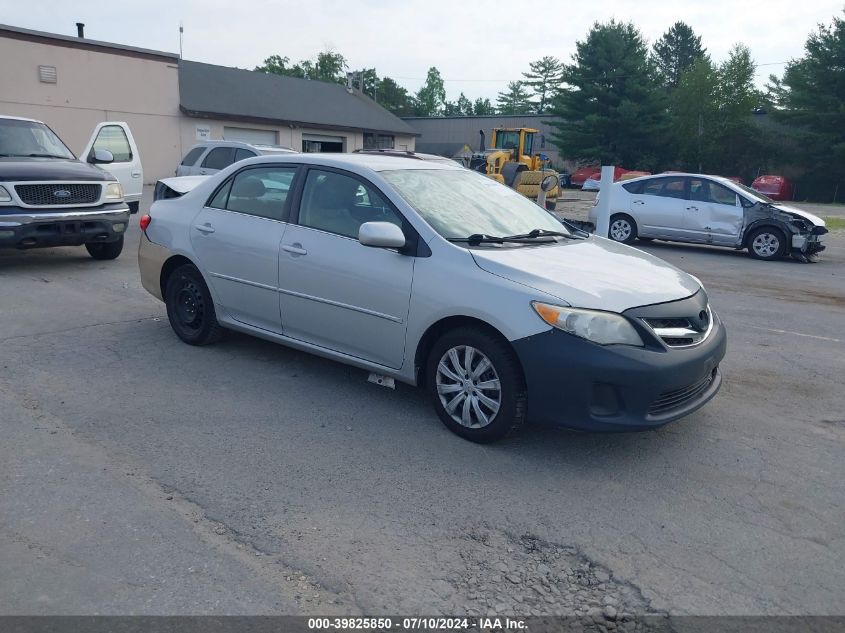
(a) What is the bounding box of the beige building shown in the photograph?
[0,24,417,183]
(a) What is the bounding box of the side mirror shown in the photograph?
[358,221,406,249]
[90,148,114,164]
[541,174,558,192]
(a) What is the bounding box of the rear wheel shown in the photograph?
[85,236,124,260]
[164,264,224,345]
[747,226,786,260]
[426,327,526,443]
[608,214,637,244]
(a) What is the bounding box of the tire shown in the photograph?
[516,184,541,198]
[85,236,124,260]
[608,214,637,244]
[425,327,526,443]
[164,264,224,345]
[747,226,787,260]
[517,170,545,185]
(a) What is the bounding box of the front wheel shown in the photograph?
[747,226,786,260]
[164,264,224,345]
[426,327,526,443]
[608,214,637,244]
[85,236,124,260]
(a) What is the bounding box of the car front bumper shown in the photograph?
[511,317,727,432]
[0,205,130,249]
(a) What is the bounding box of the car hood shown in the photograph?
[0,157,114,181]
[470,236,701,313]
[771,204,825,227]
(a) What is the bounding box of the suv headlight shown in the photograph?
[0,185,12,203]
[104,182,124,201]
[532,302,644,346]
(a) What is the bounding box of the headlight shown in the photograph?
[532,302,644,346]
[0,185,12,203]
[104,182,124,201]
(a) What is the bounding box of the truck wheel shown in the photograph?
[164,264,224,345]
[85,236,124,260]
[608,214,637,244]
[747,227,786,260]
[426,327,526,443]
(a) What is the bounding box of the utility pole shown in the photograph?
[697,113,703,173]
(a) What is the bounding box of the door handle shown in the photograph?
[131,171,141,178]
[282,243,307,256]
[194,223,215,234]
[632,200,645,205]
[686,206,699,211]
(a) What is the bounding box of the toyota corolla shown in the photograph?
[138,154,726,443]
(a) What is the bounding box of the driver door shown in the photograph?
[278,168,414,369]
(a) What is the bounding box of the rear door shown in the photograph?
[628,176,688,239]
[190,165,299,333]
[81,122,143,206]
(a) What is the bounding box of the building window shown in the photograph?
[364,133,394,150]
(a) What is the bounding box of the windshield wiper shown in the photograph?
[447,233,539,245]
[502,228,581,240]
[24,153,70,159]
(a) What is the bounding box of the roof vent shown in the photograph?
[38,65,57,84]
[76,22,85,38]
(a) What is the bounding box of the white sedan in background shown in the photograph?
[590,173,827,262]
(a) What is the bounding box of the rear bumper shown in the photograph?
[511,318,727,432]
[138,234,171,301]
[0,205,129,249]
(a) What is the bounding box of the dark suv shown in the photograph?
[0,115,130,259]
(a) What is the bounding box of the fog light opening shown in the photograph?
[590,383,621,417]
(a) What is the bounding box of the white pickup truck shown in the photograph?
[0,116,141,259]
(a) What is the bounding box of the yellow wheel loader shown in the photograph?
[469,128,559,210]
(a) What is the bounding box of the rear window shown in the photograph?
[181,146,205,166]
[234,148,257,162]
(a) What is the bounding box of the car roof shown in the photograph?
[618,172,736,187]
[0,114,43,124]
[239,152,462,173]
[191,139,294,151]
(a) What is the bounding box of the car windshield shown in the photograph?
[0,118,75,159]
[735,182,774,204]
[382,168,567,240]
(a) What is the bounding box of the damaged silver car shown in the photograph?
[592,174,828,262]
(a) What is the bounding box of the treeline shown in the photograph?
[254,9,845,199]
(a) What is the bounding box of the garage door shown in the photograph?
[302,133,345,153]
[223,126,278,145]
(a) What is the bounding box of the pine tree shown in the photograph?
[652,22,707,89]
[496,81,533,115]
[522,56,564,113]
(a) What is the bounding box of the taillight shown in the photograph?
[139,214,151,231]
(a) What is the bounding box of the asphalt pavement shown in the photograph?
[1,214,843,616]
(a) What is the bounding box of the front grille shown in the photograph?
[648,368,717,416]
[15,183,101,206]
[643,306,713,348]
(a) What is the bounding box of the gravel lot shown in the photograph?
[1,195,843,617]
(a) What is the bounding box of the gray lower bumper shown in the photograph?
[0,206,130,249]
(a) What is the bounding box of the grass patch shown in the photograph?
[823,217,845,230]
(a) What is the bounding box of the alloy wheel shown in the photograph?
[610,219,632,241]
[752,232,780,258]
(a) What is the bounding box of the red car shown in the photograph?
[572,166,631,188]
[752,175,794,201]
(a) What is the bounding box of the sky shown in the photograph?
[1,0,842,101]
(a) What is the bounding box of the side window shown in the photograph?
[221,167,297,220]
[234,148,257,162]
[298,169,402,239]
[93,125,132,162]
[642,179,663,197]
[208,179,232,209]
[708,181,738,206]
[622,180,645,195]
[180,146,205,166]
[202,147,235,170]
[523,133,534,157]
[657,177,686,200]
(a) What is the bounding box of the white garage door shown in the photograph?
[223,126,278,145]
